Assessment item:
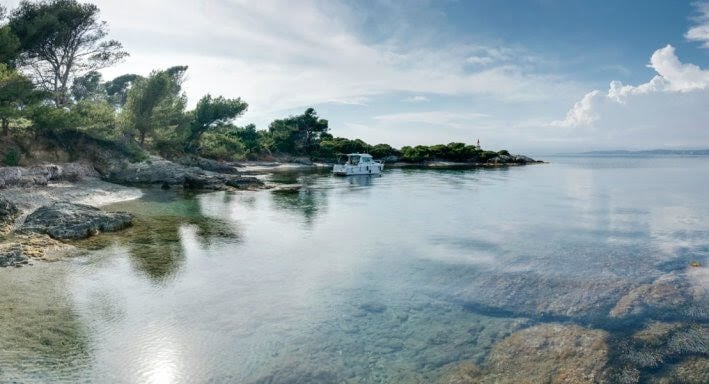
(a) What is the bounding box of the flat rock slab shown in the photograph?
[21,202,133,240]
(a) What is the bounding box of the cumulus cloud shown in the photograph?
[552,45,709,149]
[686,2,709,48]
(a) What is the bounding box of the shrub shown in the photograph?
[3,148,21,166]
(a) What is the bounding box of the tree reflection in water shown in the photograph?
[81,190,241,283]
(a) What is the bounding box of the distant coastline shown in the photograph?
[554,149,709,156]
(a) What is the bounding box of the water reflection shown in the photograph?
[86,191,242,283]
[271,188,329,226]
[2,157,708,383]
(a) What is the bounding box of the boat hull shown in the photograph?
[332,163,383,176]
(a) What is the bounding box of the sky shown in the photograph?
[5,0,709,154]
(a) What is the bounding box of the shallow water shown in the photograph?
[1,156,707,383]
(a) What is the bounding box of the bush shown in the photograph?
[3,148,21,166]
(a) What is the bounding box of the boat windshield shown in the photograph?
[348,155,361,165]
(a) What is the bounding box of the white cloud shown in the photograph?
[87,0,578,128]
[374,111,490,126]
[401,95,429,102]
[686,2,709,48]
[552,90,601,127]
[551,45,709,149]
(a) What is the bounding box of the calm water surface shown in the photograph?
[1,156,707,383]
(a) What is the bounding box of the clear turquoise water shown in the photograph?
[0,156,707,383]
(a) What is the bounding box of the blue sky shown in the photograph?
[6,0,709,153]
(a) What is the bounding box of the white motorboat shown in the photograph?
[332,153,384,176]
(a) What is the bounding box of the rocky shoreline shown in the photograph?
[0,155,271,267]
[0,152,547,266]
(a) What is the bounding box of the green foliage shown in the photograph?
[0,64,42,136]
[399,142,493,162]
[0,25,20,67]
[9,0,128,106]
[28,105,82,136]
[369,143,400,159]
[197,130,245,161]
[3,148,21,165]
[184,94,248,153]
[104,73,141,108]
[268,108,328,155]
[120,66,187,146]
[70,99,117,138]
[71,71,105,102]
[498,149,510,156]
[318,137,370,160]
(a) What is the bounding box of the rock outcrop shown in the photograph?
[21,202,133,240]
[0,162,98,188]
[107,156,263,190]
[0,196,18,225]
[440,323,610,384]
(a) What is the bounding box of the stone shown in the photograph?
[107,156,263,190]
[0,196,18,225]
[610,272,692,319]
[21,202,133,240]
[0,243,28,267]
[0,167,22,186]
[224,176,264,190]
[647,357,709,384]
[440,323,610,384]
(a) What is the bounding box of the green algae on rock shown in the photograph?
[440,323,610,384]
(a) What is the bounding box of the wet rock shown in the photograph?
[440,323,610,384]
[440,362,483,384]
[512,155,537,163]
[107,156,263,190]
[454,271,633,322]
[647,357,709,384]
[175,155,240,174]
[0,196,18,225]
[358,302,387,314]
[108,156,199,185]
[610,273,692,319]
[21,202,133,240]
[250,365,339,384]
[610,321,708,382]
[0,243,28,267]
[224,176,264,190]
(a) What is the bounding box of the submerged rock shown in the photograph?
[0,243,28,267]
[440,323,610,384]
[647,357,709,384]
[453,271,634,322]
[610,272,692,319]
[21,202,133,240]
[608,321,708,382]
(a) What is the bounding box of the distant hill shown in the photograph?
[580,149,709,156]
